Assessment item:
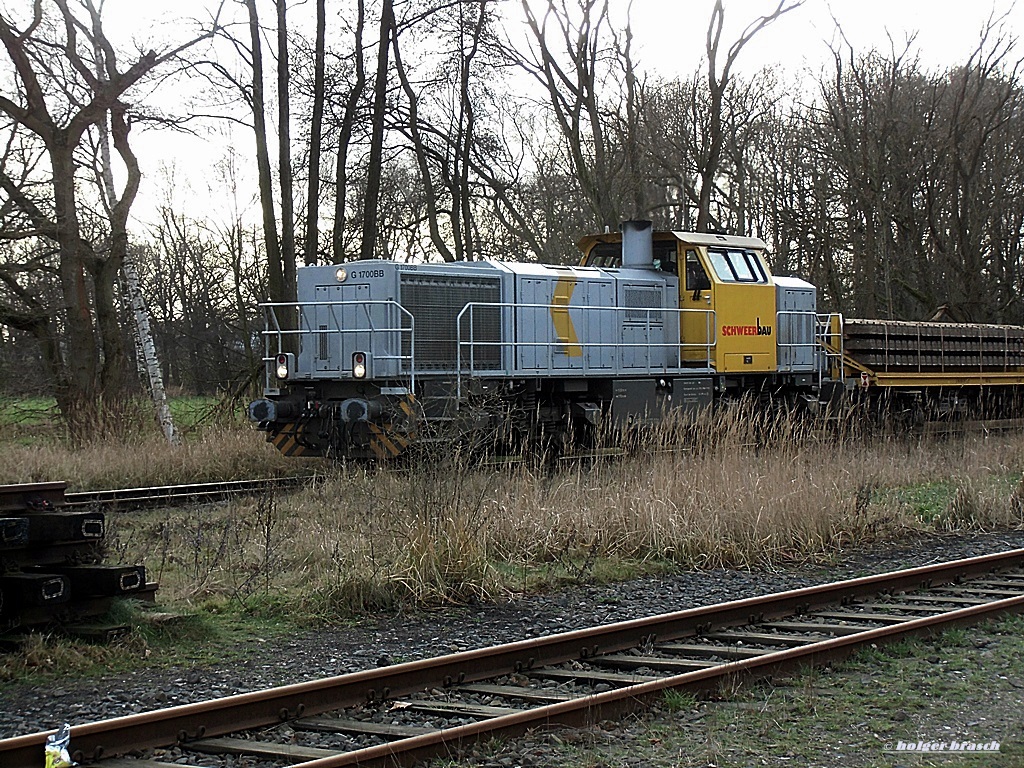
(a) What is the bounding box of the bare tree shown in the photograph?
[275,0,296,292]
[391,1,498,261]
[331,0,366,263]
[140,167,264,396]
[935,24,1024,320]
[696,0,801,232]
[0,0,219,437]
[773,19,1020,319]
[358,0,395,261]
[303,0,326,266]
[451,0,491,260]
[513,0,624,229]
[88,13,178,444]
[240,0,288,304]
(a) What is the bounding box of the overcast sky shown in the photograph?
[88,0,1024,223]
[101,0,1024,78]
[626,0,1023,77]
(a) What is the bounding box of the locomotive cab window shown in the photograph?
[707,248,768,283]
[685,249,711,292]
[583,240,678,272]
[586,242,621,267]
[651,241,678,274]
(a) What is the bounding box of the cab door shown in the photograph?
[680,248,715,367]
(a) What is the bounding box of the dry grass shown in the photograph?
[0,427,322,489]
[95,407,1024,620]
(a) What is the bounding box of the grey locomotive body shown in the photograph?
[249,222,820,459]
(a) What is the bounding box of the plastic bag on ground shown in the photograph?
[44,723,76,768]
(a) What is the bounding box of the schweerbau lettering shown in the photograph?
[722,317,773,337]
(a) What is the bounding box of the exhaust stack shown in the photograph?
[621,220,654,269]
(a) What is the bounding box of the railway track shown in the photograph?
[3,548,1023,768]
[61,475,317,510]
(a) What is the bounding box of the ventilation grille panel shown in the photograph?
[400,274,502,370]
[624,287,664,325]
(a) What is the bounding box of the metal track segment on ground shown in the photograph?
[61,476,317,509]
[2,549,1023,768]
[1,477,315,636]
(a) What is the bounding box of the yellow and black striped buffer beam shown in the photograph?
[270,422,320,457]
[368,394,419,460]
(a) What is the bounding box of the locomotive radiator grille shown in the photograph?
[400,274,502,370]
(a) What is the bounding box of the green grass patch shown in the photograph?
[0,396,63,445]
[0,396,58,427]
[0,394,252,450]
[0,600,296,688]
[661,688,697,713]
[167,396,220,428]
[876,480,957,522]
[505,557,680,595]
[873,471,1024,529]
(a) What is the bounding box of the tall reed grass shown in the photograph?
[99,406,1024,619]
[0,427,319,488]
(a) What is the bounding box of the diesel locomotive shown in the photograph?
[248,221,1024,460]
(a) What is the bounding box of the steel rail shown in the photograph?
[288,594,1024,768]
[61,476,318,509]
[2,548,1022,768]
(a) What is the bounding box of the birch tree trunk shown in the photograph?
[91,33,179,445]
[122,256,179,444]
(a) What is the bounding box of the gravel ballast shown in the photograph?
[2,530,1023,751]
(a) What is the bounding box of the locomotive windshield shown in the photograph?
[706,248,768,283]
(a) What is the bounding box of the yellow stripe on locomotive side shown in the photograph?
[550,276,583,357]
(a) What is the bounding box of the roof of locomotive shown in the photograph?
[296,258,661,283]
[577,230,768,253]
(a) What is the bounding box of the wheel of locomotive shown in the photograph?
[822,388,872,441]
[527,418,567,472]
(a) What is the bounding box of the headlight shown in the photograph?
[275,353,294,380]
[335,267,348,282]
[352,351,367,379]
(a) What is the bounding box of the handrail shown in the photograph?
[816,312,845,388]
[455,302,717,404]
[259,300,415,394]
